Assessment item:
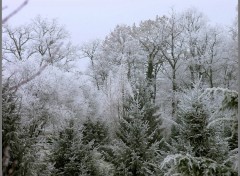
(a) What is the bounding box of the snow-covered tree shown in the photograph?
[2,16,78,92]
[109,85,165,176]
[2,81,23,175]
[50,118,113,176]
[82,117,110,148]
[112,118,162,176]
[162,85,236,175]
[202,87,238,172]
[2,7,238,175]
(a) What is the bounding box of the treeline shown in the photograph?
[2,8,238,176]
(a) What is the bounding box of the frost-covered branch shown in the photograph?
[9,43,63,91]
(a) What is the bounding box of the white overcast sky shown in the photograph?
[3,0,237,46]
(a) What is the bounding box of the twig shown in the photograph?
[2,0,28,24]
[9,63,48,92]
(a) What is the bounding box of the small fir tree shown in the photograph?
[112,118,162,176]
[162,86,236,175]
[50,118,113,176]
[111,91,165,176]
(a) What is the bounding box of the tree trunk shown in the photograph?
[172,68,177,117]
[189,65,195,89]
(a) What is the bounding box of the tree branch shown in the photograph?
[9,43,63,91]
[2,0,28,24]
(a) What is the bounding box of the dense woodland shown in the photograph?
[2,8,238,176]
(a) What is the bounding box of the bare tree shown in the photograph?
[131,17,166,102]
[181,8,207,88]
[159,9,185,116]
[80,39,102,90]
[2,16,78,92]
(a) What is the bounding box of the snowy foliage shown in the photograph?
[163,84,237,175]
[2,7,238,176]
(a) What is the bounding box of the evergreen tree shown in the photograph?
[2,82,24,175]
[199,87,238,172]
[2,81,53,176]
[50,119,75,175]
[220,89,238,172]
[81,117,113,168]
[127,81,163,143]
[112,118,162,176]
[221,89,238,150]
[111,91,165,176]
[162,86,236,175]
[50,118,113,176]
[82,117,110,148]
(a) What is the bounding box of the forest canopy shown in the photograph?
[2,7,238,176]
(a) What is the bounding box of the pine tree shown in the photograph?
[81,117,113,168]
[128,81,163,143]
[2,82,24,175]
[221,89,238,150]
[162,86,237,175]
[110,90,164,176]
[50,118,113,176]
[220,88,238,172]
[82,117,110,148]
[50,119,75,175]
[112,118,162,176]
[3,81,53,176]
[200,87,238,172]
